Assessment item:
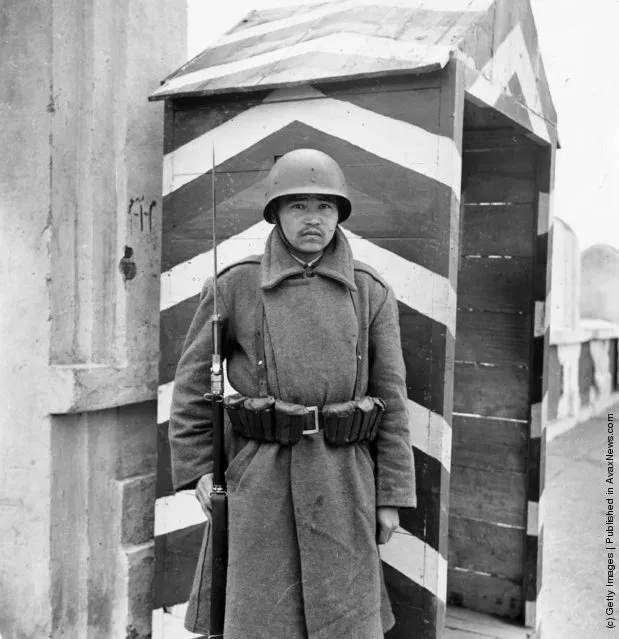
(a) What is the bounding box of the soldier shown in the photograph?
[169,148,416,639]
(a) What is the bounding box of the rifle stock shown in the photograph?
[209,436,228,636]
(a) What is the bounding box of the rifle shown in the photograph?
[205,147,228,639]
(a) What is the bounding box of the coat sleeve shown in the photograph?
[168,278,233,491]
[367,285,417,508]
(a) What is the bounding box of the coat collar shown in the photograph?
[261,226,357,292]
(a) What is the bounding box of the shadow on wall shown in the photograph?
[548,220,619,422]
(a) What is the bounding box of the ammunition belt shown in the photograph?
[223,394,385,446]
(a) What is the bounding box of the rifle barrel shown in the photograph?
[208,144,228,637]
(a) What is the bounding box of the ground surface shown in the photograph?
[540,406,616,638]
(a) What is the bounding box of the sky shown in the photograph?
[186,0,618,251]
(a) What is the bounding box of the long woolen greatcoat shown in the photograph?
[169,226,417,639]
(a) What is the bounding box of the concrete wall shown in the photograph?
[581,244,619,324]
[547,224,619,427]
[550,218,580,329]
[548,322,619,424]
[0,1,186,637]
[0,3,56,635]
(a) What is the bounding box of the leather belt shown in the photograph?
[223,395,385,446]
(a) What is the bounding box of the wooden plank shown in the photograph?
[448,516,524,581]
[491,0,555,123]
[463,103,522,133]
[164,113,447,205]
[464,168,537,205]
[546,345,561,421]
[455,310,531,367]
[162,167,266,249]
[399,448,445,551]
[458,257,533,313]
[449,464,526,528]
[447,569,522,620]
[155,2,485,101]
[314,87,441,133]
[523,531,540,611]
[157,421,174,498]
[463,147,538,204]
[461,203,534,257]
[394,6,485,46]
[169,104,442,176]
[354,238,447,280]
[451,414,527,473]
[383,561,438,639]
[463,130,539,151]
[170,93,271,153]
[399,303,447,417]
[453,362,530,419]
[159,296,199,386]
[458,1,496,73]
[190,5,445,75]
[156,45,447,100]
[185,23,309,71]
[153,523,205,608]
[464,147,537,173]
[315,72,442,96]
[227,4,309,33]
[446,606,532,638]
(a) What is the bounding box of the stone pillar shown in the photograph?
[550,218,580,330]
[0,1,186,637]
[580,244,619,324]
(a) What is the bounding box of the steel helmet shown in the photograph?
[263,149,352,223]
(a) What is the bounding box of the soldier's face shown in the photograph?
[277,194,339,255]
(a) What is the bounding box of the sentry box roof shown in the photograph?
[149,0,557,143]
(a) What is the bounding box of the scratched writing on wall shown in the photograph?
[128,197,157,232]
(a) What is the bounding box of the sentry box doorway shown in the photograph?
[150,1,557,637]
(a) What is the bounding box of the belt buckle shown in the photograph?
[303,406,320,435]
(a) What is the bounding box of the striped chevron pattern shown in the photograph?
[462,0,558,144]
[153,1,557,635]
[150,0,494,100]
[155,71,462,635]
[150,0,557,144]
[523,143,555,636]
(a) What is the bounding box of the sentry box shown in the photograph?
[150,1,557,636]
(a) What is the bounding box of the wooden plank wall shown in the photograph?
[155,71,463,639]
[448,130,540,620]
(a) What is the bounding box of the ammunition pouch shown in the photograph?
[223,394,385,446]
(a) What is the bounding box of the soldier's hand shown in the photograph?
[376,507,399,545]
[195,473,214,518]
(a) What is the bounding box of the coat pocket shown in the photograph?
[225,439,260,489]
